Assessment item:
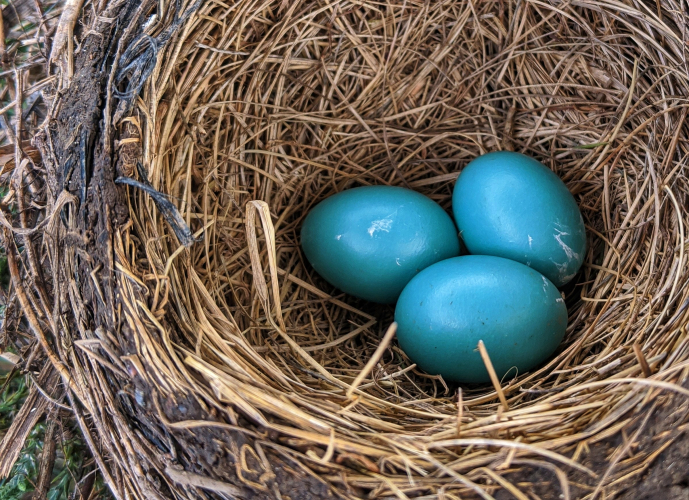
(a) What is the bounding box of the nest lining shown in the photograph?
[61,0,689,498]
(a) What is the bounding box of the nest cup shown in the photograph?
[40,0,689,498]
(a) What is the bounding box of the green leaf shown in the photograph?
[16,475,28,492]
[0,255,8,289]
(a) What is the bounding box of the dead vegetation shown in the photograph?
[3,0,689,498]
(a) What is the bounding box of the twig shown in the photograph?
[31,0,49,61]
[28,372,73,411]
[115,176,195,247]
[165,467,249,498]
[32,407,59,500]
[14,69,22,159]
[49,0,86,79]
[0,364,59,477]
[633,344,652,377]
[0,5,6,66]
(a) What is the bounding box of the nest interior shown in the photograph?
[27,0,689,498]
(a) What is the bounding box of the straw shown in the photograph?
[24,0,689,498]
[477,340,509,411]
[347,322,398,398]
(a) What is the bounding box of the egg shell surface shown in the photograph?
[301,186,460,304]
[395,255,568,383]
[452,151,586,286]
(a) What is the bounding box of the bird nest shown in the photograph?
[20,0,689,498]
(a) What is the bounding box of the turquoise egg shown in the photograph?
[395,255,567,383]
[301,186,460,304]
[453,151,586,286]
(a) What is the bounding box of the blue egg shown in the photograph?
[395,255,567,383]
[301,186,460,304]
[453,151,586,286]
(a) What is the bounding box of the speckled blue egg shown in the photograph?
[395,255,567,383]
[453,151,586,287]
[301,186,460,304]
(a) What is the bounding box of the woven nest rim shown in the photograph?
[24,0,689,499]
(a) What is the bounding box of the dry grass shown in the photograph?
[31,0,689,498]
[0,0,63,145]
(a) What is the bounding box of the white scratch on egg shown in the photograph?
[553,227,580,261]
[556,297,564,303]
[542,276,549,292]
[368,218,393,237]
[550,258,574,283]
[528,235,533,249]
[335,234,342,240]
[396,258,402,266]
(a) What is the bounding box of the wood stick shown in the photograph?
[0,364,59,477]
[32,408,58,500]
[633,344,651,377]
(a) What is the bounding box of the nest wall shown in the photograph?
[34,0,689,499]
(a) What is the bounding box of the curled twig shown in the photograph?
[115,176,196,247]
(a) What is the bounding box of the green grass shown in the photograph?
[0,371,109,500]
